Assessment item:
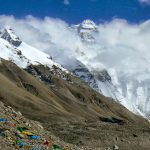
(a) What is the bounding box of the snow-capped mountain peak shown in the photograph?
[80,19,97,30]
[73,19,98,43]
[0,26,22,47]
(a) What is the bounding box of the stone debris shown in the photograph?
[113,145,119,150]
[0,101,109,150]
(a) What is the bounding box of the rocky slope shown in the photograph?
[0,101,73,150]
[0,59,150,149]
[1,98,105,150]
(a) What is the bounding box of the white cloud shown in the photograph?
[95,19,150,71]
[63,0,70,5]
[0,15,82,58]
[0,15,150,80]
[138,0,150,4]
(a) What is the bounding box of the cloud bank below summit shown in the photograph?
[0,15,150,78]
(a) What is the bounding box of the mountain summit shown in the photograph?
[74,19,98,43]
[79,19,97,31]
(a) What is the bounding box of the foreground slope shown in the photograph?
[0,101,76,150]
[0,59,150,149]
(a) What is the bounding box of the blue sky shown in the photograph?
[0,0,150,24]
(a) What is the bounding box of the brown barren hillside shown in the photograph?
[0,59,150,150]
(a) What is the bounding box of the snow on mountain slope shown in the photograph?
[0,38,30,67]
[108,69,150,117]
[72,20,150,118]
[0,27,67,72]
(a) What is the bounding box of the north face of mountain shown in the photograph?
[71,20,150,119]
